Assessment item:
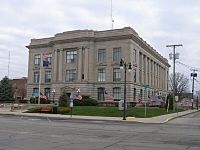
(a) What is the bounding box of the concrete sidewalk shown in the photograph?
[0,106,199,124]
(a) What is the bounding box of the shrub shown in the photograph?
[58,107,70,114]
[74,95,98,106]
[25,107,41,113]
[30,97,50,104]
[59,91,69,107]
[19,99,28,103]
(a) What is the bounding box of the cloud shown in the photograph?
[0,0,200,89]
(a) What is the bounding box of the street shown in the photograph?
[0,112,199,150]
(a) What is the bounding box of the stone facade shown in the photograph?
[26,27,169,102]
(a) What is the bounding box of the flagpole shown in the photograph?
[38,53,42,104]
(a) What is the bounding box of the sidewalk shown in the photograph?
[0,105,199,124]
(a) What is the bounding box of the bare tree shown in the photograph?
[169,72,189,97]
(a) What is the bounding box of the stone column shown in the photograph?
[84,47,89,81]
[149,59,152,87]
[144,55,147,84]
[158,65,160,89]
[152,61,154,88]
[141,53,144,84]
[53,50,58,82]
[58,50,63,82]
[78,47,83,81]
[136,50,140,83]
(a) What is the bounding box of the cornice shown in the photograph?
[26,27,169,67]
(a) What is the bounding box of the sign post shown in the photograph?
[143,84,149,118]
[70,94,74,118]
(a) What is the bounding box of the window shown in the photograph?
[133,49,136,63]
[133,88,136,101]
[66,70,76,81]
[113,87,121,101]
[44,88,50,99]
[45,71,51,83]
[97,69,105,82]
[33,71,39,83]
[33,88,39,96]
[47,53,52,65]
[133,69,136,83]
[98,49,105,63]
[34,54,41,65]
[66,50,77,63]
[113,68,121,81]
[97,87,105,101]
[113,48,121,62]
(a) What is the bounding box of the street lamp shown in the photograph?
[191,72,197,109]
[120,59,132,120]
[77,89,80,95]
[52,89,56,104]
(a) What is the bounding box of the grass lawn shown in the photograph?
[66,106,184,118]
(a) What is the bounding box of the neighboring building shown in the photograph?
[26,27,170,102]
[10,77,27,100]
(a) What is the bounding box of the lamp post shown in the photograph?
[77,89,80,96]
[52,89,55,104]
[191,71,197,109]
[120,59,132,120]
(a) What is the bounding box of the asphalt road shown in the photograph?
[0,112,199,150]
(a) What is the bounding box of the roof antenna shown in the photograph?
[8,51,10,78]
[111,0,114,29]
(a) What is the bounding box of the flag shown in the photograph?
[43,60,49,67]
[43,52,48,59]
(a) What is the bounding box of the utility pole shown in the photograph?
[191,70,197,109]
[167,44,182,112]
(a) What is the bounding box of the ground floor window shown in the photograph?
[133,88,136,101]
[113,87,121,101]
[33,88,39,96]
[44,88,51,99]
[97,87,105,101]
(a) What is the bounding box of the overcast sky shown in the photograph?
[1,0,200,90]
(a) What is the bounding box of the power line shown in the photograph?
[176,61,200,71]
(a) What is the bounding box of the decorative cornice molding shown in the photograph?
[26,27,169,66]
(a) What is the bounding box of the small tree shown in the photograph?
[58,91,69,107]
[169,72,189,98]
[165,94,173,110]
[0,76,13,101]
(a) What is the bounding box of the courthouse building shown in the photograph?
[26,27,170,102]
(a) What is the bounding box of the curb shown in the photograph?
[0,110,199,124]
[163,110,200,123]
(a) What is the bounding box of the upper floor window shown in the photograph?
[47,53,52,65]
[33,71,39,83]
[113,48,121,62]
[66,70,76,81]
[97,68,106,82]
[98,49,105,64]
[34,54,41,65]
[113,68,121,81]
[133,69,136,83]
[133,49,136,63]
[66,50,77,63]
[113,87,121,101]
[45,71,51,83]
